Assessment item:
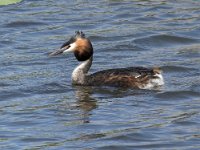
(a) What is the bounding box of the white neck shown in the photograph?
[72,56,93,85]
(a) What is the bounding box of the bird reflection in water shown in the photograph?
[74,86,97,123]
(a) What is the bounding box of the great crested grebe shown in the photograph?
[49,31,164,89]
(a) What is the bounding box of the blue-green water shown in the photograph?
[0,0,200,149]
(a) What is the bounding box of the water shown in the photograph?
[0,0,200,149]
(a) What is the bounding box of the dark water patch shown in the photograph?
[156,91,200,100]
[167,111,198,124]
[96,142,197,150]
[12,60,48,66]
[135,16,162,22]
[22,82,69,95]
[89,34,130,43]
[176,45,200,58]
[190,84,200,93]
[0,40,15,47]
[108,1,131,7]
[145,5,172,11]
[18,61,48,66]
[0,90,29,101]
[111,42,146,52]
[21,137,58,142]
[66,23,98,30]
[162,65,198,73]
[90,87,154,100]
[77,133,106,141]
[134,34,198,48]
[5,21,47,28]
[177,27,200,38]
[96,143,175,150]
[87,35,105,42]
[0,82,11,87]
[111,12,137,20]
[8,120,39,127]
[104,131,158,143]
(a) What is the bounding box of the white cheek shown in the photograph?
[63,43,76,53]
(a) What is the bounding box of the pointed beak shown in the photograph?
[49,45,70,56]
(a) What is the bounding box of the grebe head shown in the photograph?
[49,31,93,61]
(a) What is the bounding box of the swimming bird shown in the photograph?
[49,31,164,89]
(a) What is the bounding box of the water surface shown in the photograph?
[0,0,200,149]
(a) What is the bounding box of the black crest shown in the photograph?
[60,31,85,49]
[75,31,85,38]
